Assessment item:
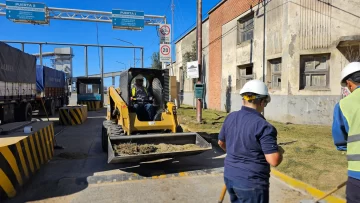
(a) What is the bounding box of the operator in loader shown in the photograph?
[131,74,155,121]
[218,80,284,203]
[331,62,360,202]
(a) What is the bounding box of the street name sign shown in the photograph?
[6,0,48,24]
[112,9,144,30]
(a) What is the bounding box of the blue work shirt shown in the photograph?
[218,106,279,189]
[332,86,360,180]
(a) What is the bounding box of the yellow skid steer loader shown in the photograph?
[102,68,212,163]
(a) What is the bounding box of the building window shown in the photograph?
[269,58,282,89]
[300,54,330,89]
[236,65,254,90]
[237,14,254,44]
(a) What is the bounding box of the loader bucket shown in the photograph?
[107,132,212,164]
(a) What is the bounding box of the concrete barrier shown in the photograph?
[78,101,101,111]
[0,122,54,200]
[59,105,87,126]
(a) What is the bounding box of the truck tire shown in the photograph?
[23,103,32,121]
[48,100,55,116]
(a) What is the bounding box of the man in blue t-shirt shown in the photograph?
[218,80,284,203]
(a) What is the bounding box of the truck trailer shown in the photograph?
[0,42,70,124]
[0,42,37,123]
[35,65,69,116]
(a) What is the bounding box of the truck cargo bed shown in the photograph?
[106,133,212,164]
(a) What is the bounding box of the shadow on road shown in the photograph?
[119,144,225,177]
[5,109,225,202]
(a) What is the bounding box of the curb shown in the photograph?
[271,169,345,203]
[181,124,346,203]
[63,168,225,185]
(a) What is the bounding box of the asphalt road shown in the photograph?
[5,95,310,203]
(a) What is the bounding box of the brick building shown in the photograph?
[173,0,360,125]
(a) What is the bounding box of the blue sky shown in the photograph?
[1,0,220,87]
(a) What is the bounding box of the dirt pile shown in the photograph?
[113,143,202,155]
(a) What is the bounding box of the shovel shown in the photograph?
[300,181,347,203]
[218,184,227,203]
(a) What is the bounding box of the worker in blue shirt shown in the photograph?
[218,80,284,203]
[332,62,360,202]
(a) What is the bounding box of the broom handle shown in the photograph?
[218,184,227,203]
[315,181,347,202]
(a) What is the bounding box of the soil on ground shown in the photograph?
[113,143,202,155]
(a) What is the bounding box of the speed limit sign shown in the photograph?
[160,44,171,63]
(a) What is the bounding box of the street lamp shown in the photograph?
[114,38,136,68]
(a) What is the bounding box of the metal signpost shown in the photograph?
[159,23,172,70]
[159,44,171,63]
[112,9,144,30]
[5,0,48,24]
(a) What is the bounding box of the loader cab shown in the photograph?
[119,68,168,121]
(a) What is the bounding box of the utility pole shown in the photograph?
[171,0,175,75]
[262,0,266,83]
[262,0,267,116]
[196,0,202,123]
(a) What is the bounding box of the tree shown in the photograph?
[151,52,162,69]
[182,41,197,78]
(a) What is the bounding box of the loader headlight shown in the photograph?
[172,106,177,115]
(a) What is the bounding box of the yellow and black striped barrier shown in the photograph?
[0,122,54,200]
[59,106,87,126]
[78,100,101,111]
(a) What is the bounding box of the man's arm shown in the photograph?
[259,124,283,167]
[332,103,348,151]
[218,119,227,152]
[218,140,226,151]
[264,148,283,167]
[145,87,154,101]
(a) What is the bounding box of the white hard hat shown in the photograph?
[240,79,269,96]
[341,62,360,87]
[134,74,144,80]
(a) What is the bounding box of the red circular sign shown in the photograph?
[160,44,171,56]
[160,25,170,36]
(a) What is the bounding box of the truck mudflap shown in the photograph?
[106,133,212,164]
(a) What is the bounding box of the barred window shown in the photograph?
[269,58,282,89]
[237,14,254,44]
[236,65,253,90]
[300,54,330,89]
